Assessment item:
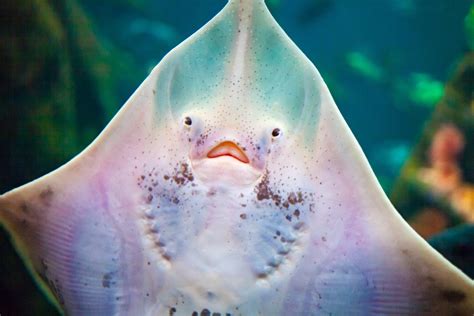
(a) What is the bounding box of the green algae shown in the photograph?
[346,51,384,82]
[465,4,474,50]
[408,73,445,106]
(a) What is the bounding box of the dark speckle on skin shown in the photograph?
[254,173,307,213]
[40,258,48,272]
[167,163,195,186]
[290,192,305,206]
[20,202,29,214]
[38,272,65,306]
[255,173,273,201]
[201,308,211,316]
[169,307,177,315]
[39,186,54,206]
[207,291,216,300]
[102,272,116,288]
[254,173,282,206]
[440,289,466,303]
[287,192,303,205]
[147,194,154,204]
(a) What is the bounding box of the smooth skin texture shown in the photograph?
[1,0,473,315]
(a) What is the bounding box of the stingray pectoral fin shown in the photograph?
[301,78,474,314]
[0,175,127,314]
[0,70,161,314]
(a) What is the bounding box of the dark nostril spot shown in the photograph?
[272,128,281,138]
[184,116,192,126]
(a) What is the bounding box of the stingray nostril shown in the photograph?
[272,128,281,138]
[183,116,193,127]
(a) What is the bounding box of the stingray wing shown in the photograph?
[262,18,474,316]
[0,2,249,313]
[0,64,164,314]
[279,83,474,314]
[222,0,474,314]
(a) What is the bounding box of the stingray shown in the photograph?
[1,0,473,315]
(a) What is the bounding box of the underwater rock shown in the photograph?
[451,185,474,222]
[418,124,465,196]
[391,51,474,237]
[410,208,449,239]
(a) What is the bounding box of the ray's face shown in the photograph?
[176,99,285,185]
[150,0,321,187]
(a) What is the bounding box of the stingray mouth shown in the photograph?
[207,141,249,163]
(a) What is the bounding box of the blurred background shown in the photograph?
[0,0,472,314]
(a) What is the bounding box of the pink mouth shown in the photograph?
[207,141,249,164]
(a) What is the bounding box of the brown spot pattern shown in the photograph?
[441,289,466,303]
